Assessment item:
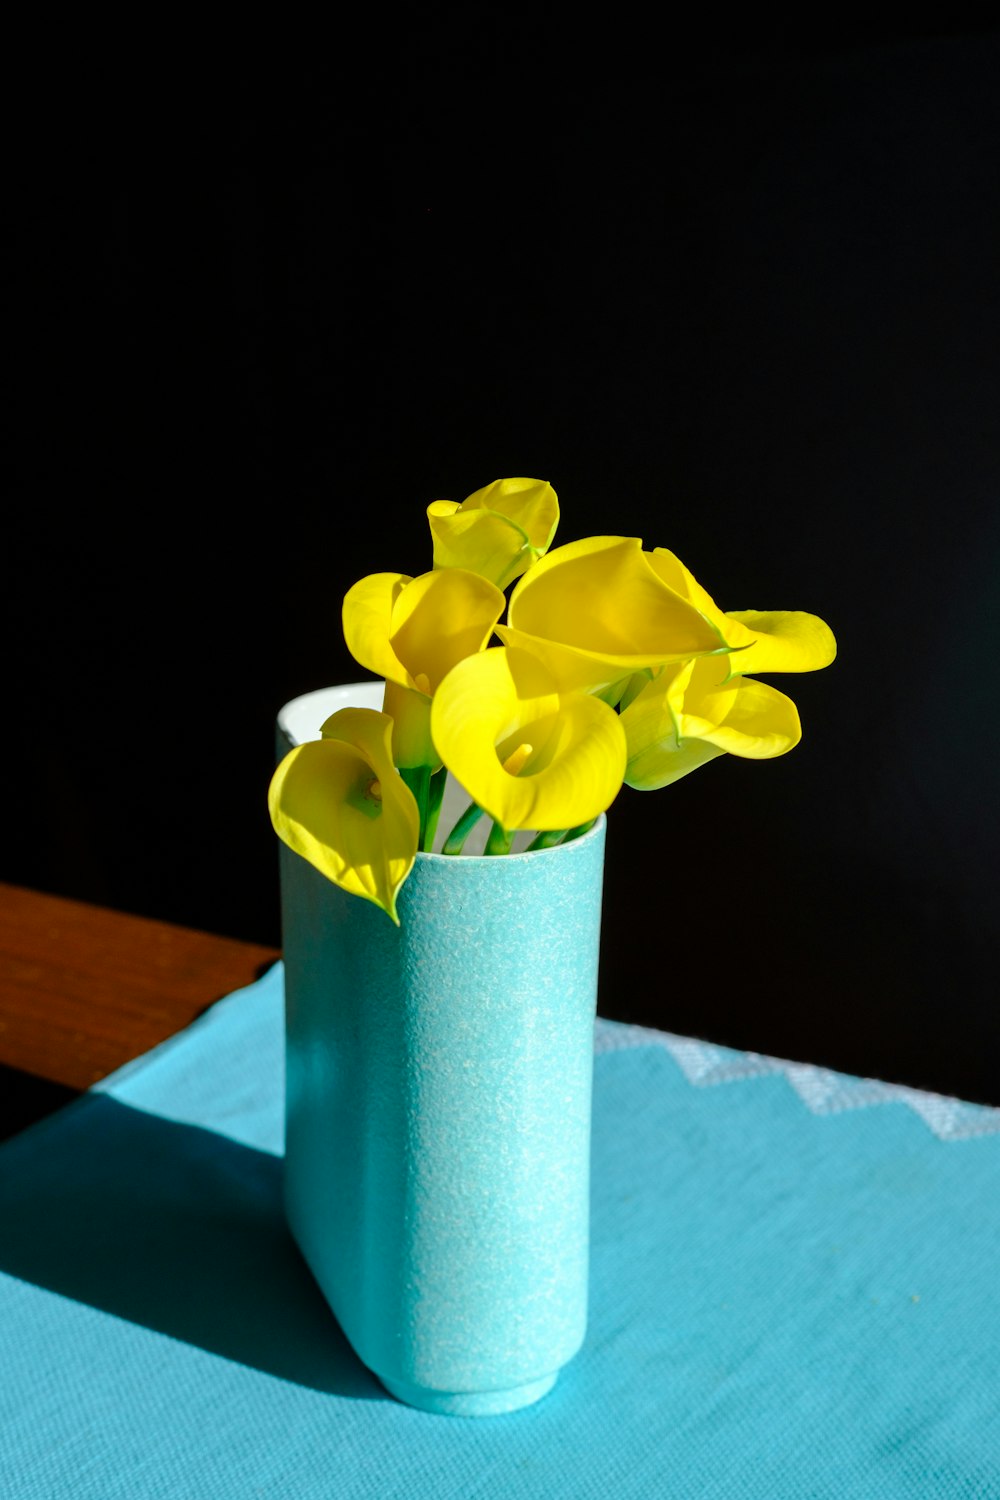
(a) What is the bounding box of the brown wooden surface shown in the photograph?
[0,883,280,1094]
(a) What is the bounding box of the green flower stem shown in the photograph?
[484,819,514,856]
[442,800,485,856]
[423,766,448,852]
[525,828,568,851]
[400,765,432,851]
[524,819,597,852]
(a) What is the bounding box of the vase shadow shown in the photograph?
[0,1095,383,1400]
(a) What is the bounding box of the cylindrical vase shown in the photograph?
[276,685,606,1417]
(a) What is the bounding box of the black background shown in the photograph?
[7,19,1000,1102]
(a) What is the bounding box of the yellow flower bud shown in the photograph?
[428,477,559,589]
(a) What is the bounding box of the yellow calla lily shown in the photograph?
[497,534,728,696]
[431,646,627,831]
[620,656,802,790]
[647,548,837,676]
[342,567,506,766]
[428,477,559,590]
[268,708,419,924]
[342,567,506,693]
[497,535,730,694]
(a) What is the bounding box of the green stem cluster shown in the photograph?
[525,820,596,851]
[401,765,449,853]
[404,764,599,859]
[438,800,597,857]
[441,800,485,856]
[484,820,513,856]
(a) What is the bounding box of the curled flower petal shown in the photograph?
[343,568,505,694]
[269,708,419,923]
[499,535,729,693]
[624,733,727,791]
[675,660,802,757]
[648,548,837,675]
[722,609,837,674]
[341,572,412,686]
[431,646,627,831]
[428,477,559,589]
[621,657,801,790]
[388,569,506,690]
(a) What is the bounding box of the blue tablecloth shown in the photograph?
[1,962,998,1498]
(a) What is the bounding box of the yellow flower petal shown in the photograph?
[644,546,721,620]
[695,673,801,758]
[501,535,728,692]
[621,658,801,790]
[269,708,418,923]
[666,657,738,742]
[624,734,727,790]
[669,657,801,756]
[431,646,627,830]
[723,609,837,674]
[342,567,505,707]
[648,548,837,675]
[462,477,559,552]
[428,477,559,589]
[388,568,506,691]
[342,572,412,685]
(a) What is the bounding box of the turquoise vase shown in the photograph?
[276,685,607,1416]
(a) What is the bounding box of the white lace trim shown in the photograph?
[593,1019,1000,1141]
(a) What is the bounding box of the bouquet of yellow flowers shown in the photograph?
[269,478,836,922]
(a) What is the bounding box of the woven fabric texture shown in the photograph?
[1,963,997,1498]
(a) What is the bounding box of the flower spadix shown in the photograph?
[428,477,559,590]
[431,646,627,831]
[620,656,802,791]
[268,708,419,923]
[496,535,730,695]
[647,548,837,677]
[343,567,506,766]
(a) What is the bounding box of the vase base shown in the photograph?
[378,1370,558,1417]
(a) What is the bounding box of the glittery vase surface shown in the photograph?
[276,685,607,1417]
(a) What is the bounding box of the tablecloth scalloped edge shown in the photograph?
[593,1017,1000,1140]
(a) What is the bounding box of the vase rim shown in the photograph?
[412,813,607,865]
[276,680,388,744]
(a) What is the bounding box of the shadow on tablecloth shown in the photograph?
[0,1095,383,1402]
